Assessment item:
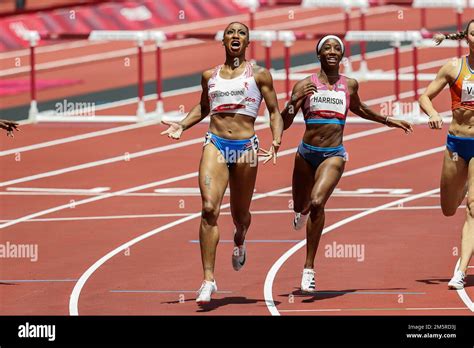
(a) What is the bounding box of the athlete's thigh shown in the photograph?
[199,143,229,208]
[467,158,474,209]
[311,156,345,204]
[228,150,258,215]
[292,152,315,210]
[440,149,468,211]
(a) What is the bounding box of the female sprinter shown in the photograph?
[282,35,413,293]
[161,22,283,303]
[419,20,474,289]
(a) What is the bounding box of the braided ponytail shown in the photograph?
[433,19,474,46]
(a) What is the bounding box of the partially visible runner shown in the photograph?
[419,20,474,289]
[161,22,283,303]
[282,34,413,293]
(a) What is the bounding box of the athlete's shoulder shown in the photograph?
[345,76,358,89]
[252,64,270,77]
[252,64,274,87]
[202,68,216,81]
[439,57,461,80]
[294,75,312,87]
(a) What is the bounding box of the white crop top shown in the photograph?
[208,61,263,118]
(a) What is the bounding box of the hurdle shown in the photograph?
[301,0,371,74]
[413,0,466,57]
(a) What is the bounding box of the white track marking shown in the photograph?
[5,45,440,156]
[6,187,109,193]
[278,307,469,312]
[0,139,203,188]
[452,259,474,312]
[0,205,463,223]
[68,185,289,315]
[264,188,441,315]
[69,144,444,315]
[0,127,391,229]
[0,119,162,157]
[0,124,266,188]
[0,123,390,190]
[109,290,232,293]
[0,172,198,229]
[0,192,441,198]
[0,279,78,283]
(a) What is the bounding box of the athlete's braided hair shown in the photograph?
[433,20,474,46]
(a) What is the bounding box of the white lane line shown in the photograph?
[0,279,78,283]
[68,185,290,315]
[264,187,441,316]
[0,123,268,188]
[0,191,441,198]
[6,187,110,193]
[0,205,462,223]
[278,307,469,312]
[109,290,232,294]
[0,213,193,222]
[0,126,392,230]
[0,119,162,157]
[0,172,198,229]
[452,258,474,312]
[69,144,444,315]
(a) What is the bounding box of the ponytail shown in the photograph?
[433,20,474,46]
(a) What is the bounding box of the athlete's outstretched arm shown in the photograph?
[257,67,283,163]
[161,70,212,139]
[281,78,316,130]
[348,78,413,134]
[419,60,454,129]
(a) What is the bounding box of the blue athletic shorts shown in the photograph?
[204,131,259,166]
[446,134,474,162]
[297,141,346,169]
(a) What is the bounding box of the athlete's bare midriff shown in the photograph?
[449,108,474,137]
[302,124,344,147]
[209,113,256,139]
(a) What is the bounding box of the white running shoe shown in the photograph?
[293,212,309,230]
[232,244,246,271]
[301,268,316,293]
[196,280,217,303]
[448,270,466,290]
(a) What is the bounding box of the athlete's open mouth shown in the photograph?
[230,40,241,51]
[327,56,338,63]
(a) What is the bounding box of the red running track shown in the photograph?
[0,121,472,315]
